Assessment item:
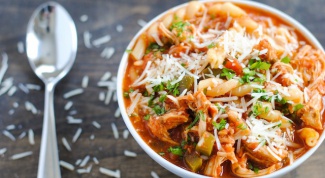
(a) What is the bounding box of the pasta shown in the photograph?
[122,1,325,177]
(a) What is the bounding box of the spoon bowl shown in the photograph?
[26,2,77,178]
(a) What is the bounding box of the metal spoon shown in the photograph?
[26,2,77,178]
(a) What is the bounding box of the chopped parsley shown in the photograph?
[221,68,236,80]
[212,119,227,130]
[249,60,271,70]
[168,146,183,156]
[144,114,150,121]
[166,81,180,96]
[237,123,247,130]
[145,43,165,54]
[188,110,203,129]
[170,21,190,37]
[239,68,255,84]
[281,56,290,64]
[153,105,166,116]
[148,95,155,107]
[207,42,216,49]
[125,49,132,53]
[159,94,167,102]
[123,88,134,98]
[215,103,226,114]
[294,103,304,112]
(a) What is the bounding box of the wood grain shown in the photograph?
[0,0,324,178]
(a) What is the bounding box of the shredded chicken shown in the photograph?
[299,90,323,130]
[147,109,189,145]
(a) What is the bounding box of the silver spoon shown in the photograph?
[26,2,77,178]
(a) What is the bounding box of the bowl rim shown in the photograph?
[117,0,325,177]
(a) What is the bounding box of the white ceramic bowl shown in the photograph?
[117,0,325,177]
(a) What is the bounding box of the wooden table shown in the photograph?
[0,0,324,177]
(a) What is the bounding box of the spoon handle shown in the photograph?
[37,84,61,178]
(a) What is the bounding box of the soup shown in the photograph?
[122,1,325,177]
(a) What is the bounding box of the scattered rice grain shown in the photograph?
[28,129,35,145]
[83,31,92,48]
[17,41,24,53]
[90,134,95,140]
[111,123,119,139]
[0,148,7,155]
[63,88,84,99]
[116,25,123,32]
[13,102,19,108]
[151,171,159,178]
[69,110,78,115]
[67,116,83,124]
[80,155,90,167]
[3,130,15,141]
[8,109,15,115]
[100,47,115,59]
[6,124,15,130]
[10,151,33,160]
[62,137,72,151]
[123,129,129,139]
[18,83,29,94]
[77,164,92,174]
[99,91,105,101]
[105,89,113,105]
[75,159,82,165]
[93,157,99,164]
[81,75,89,88]
[8,86,17,96]
[137,19,147,27]
[100,71,111,81]
[26,84,41,90]
[92,121,101,129]
[99,167,121,178]
[64,101,73,110]
[60,160,75,171]
[25,101,38,114]
[114,108,120,118]
[18,131,26,139]
[72,128,82,143]
[0,53,8,84]
[124,150,137,157]
[80,14,88,22]
[93,35,111,47]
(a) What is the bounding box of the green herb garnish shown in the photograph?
[168,146,183,156]
[212,119,227,130]
[281,56,290,64]
[221,68,236,80]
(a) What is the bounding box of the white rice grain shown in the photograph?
[80,155,90,167]
[28,129,35,145]
[151,171,160,178]
[18,83,29,94]
[116,25,123,32]
[80,14,88,22]
[0,78,13,96]
[100,47,115,59]
[81,75,89,88]
[137,19,147,27]
[62,137,71,151]
[75,159,82,166]
[93,35,111,47]
[67,116,83,124]
[111,123,119,139]
[114,108,120,118]
[0,53,8,84]
[105,89,113,105]
[100,71,111,81]
[99,91,105,101]
[77,164,92,174]
[99,167,121,178]
[6,124,15,130]
[123,129,129,139]
[90,134,95,140]
[64,101,73,110]
[83,31,92,48]
[25,101,38,114]
[124,150,137,157]
[72,128,82,143]
[13,102,19,108]
[18,131,26,139]
[8,109,15,115]
[26,84,41,90]
[0,148,7,155]
[60,160,75,171]
[3,130,15,141]
[93,157,99,164]
[7,86,17,96]
[63,88,84,99]
[92,121,101,129]
[10,151,33,160]
[113,91,117,102]
[17,41,24,53]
